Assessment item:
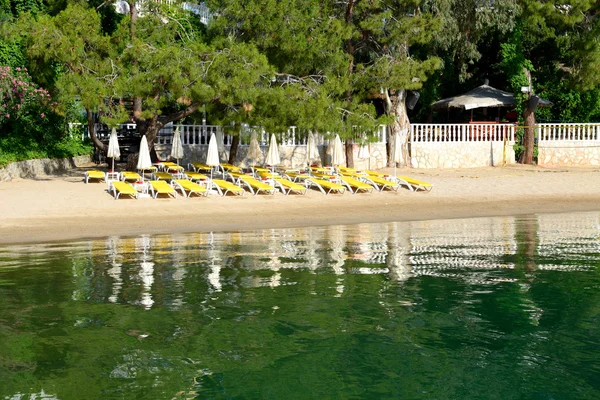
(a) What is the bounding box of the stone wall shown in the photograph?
[538,141,600,167]
[0,155,91,182]
[155,143,387,169]
[410,141,516,168]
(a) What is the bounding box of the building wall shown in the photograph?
[538,141,600,167]
[410,141,516,169]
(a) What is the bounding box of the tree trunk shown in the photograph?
[126,153,138,172]
[345,140,354,168]
[228,134,240,165]
[127,1,137,41]
[520,107,536,164]
[520,69,536,164]
[385,89,411,167]
[86,108,106,153]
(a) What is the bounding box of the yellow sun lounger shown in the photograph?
[284,171,312,182]
[209,179,245,196]
[395,176,434,192]
[121,171,142,182]
[188,162,214,173]
[306,178,346,195]
[273,178,308,195]
[165,164,185,173]
[110,181,138,199]
[339,176,374,194]
[149,180,177,198]
[85,170,105,183]
[361,175,400,192]
[172,179,208,198]
[365,170,433,192]
[153,171,175,181]
[250,165,271,175]
[221,163,243,173]
[185,171,209,182]
[234,175,276,195]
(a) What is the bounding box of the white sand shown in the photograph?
[1,164,600,245]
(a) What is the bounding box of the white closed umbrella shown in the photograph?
[306,132,320,166]
[358,143,370,159]
[206,132,220,181]
[266,134,280,176]
[171,128,184,165]
[247,131,262,165]
[392,131,403,177]
[326,137,334,165]
[216,129,225,151]
[107,128,120,172]
[137,135,152,182]
[331,134,344,166]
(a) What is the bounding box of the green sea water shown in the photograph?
[1,212,600,399]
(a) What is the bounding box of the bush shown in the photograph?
[0,66,92,168]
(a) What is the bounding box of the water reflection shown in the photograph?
[2,212,600,399]
[1,212,598,311]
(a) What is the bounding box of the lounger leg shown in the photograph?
[314,183,326,195]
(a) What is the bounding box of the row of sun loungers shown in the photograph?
[88,162,433,199]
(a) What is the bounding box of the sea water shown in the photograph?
[1,212,600,399]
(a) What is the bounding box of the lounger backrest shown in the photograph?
[113,181,137,194]
[274,178,304,190]
[309,178,344,190]
[212,179,244,192]
[151,180,175,192]
[175,179,206,191]
[240,176,273,189]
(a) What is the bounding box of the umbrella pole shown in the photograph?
[111,158,114,172]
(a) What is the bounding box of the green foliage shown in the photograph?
[0,40,24,68]
[0,65,91,168]
[500,27,531,117]
[10,0,45,17]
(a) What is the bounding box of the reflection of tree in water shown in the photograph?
[4,214,600,398]
[106,236,122,304]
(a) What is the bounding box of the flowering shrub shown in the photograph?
[0,66,92,167]
[0,66,52,123]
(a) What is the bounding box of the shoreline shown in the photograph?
[2,165,600,245]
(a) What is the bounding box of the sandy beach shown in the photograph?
[1,164,600,245]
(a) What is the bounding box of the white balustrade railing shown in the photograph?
[157,124,387,146]
[88,122,387,146]
[411,123,516,142]
[537,123,600,141]
[156,124,224,145]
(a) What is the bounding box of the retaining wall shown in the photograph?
[538,141,600,167]
[0,155,91,182]
[410,141,516,168]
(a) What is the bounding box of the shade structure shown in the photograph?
[330,134,344,166]
[137,135,152,182]
[170,128,184,165]
[306,132,320,166]
[206,132,220,181]
[266,134,280,167]
[247,131,263,163]
[431,82,552,111]
[107,128,120,172]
